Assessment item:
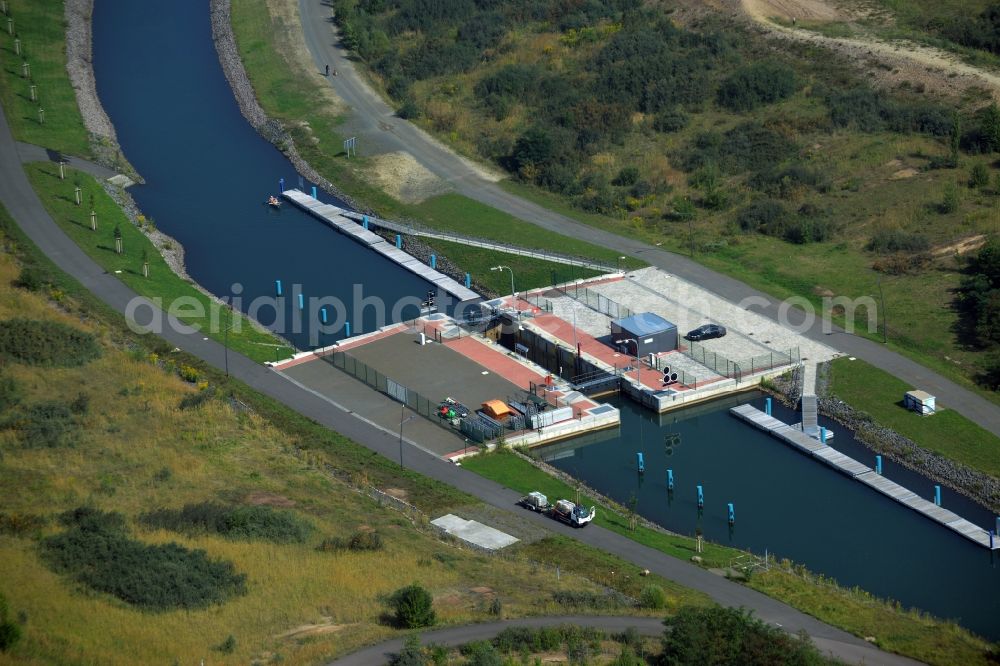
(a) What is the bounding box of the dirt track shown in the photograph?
[739,0,1000,101]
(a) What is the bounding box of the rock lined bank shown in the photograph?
[769,364,1000,513]
[209,0,360,212]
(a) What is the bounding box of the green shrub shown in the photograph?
[639,583,668,609]
[389,583,436,628]
[317,530,384,552]
[179,385,216,410]
[717,62,796,112]
[14,265,47,292]
[0,593,22,653]
[215,635,236,654]
[7,400,80,448]
[0,512,47,536]
[652,107,689,133]
[42,507,246,610]
[662,605,829,665]
[683,123,796,175]
[552,589,632,609]
[0,319,100,367]
[0,374,22,412]
[969,163,990,189]
[141,502,312,544]
[867,230,931,253]
[737,199,789,234]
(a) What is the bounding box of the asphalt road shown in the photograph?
[296,0,1000,437]
[0,101,920,665]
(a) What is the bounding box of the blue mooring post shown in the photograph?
[345,321,351,337]
[362,215,369,230]
[820,426,827,444]
[636,452,644,473]
[697,485,704,508]
[934,485,942,506]
[465,273,471,288]
[298,293,304,310]
[728,503,735,525]
[321,307,328,324]
[311,185,317,198]
[430,254,437,269]
[275,279,283,296]
[990,530,995,549]
[876,455,883,475]
[279,177,285,193]
[395,234,402,249]
[765,396,772,416]
[667,469,674,491]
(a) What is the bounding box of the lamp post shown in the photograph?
[616,338,640,383]
[222,312,236,377]
[875,273,888,344]
[399,403,417,468]
[617,255,626,272]
[490,265,515,311]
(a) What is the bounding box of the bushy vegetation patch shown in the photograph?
[682,122,798,175]
[736,199,833,244]
[388,583,436,629]
[552,589,634,609]
[867,229,932,253]
[317,529,383,552]
[4,400,81,449]
[661,605,834,665]
[717,62,797,112]
[0,319,99,367]
[0,593,22,653]
[41,508,246,610]
[140,502,312,544]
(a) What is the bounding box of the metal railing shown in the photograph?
[678,341,799,381]
[555,282,633,320]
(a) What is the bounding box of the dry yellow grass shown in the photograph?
[0,247,611,665]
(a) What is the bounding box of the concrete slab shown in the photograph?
[431,514,520,550]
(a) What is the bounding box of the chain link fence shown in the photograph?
[678,341,799,381]
[555,282,633,320]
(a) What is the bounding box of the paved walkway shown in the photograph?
[0,98,920,665]
[15,141,121,182]
[297,0,1000,438]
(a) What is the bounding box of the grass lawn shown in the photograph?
[25,161,296,363]
[829,357,1000,477]
[461,449,996,665]
[0,233,627,664]
[0,0,90,156]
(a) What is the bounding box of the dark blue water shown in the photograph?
[91,0,1000,642]
[539,393,1000,639]
[92,0,430,349]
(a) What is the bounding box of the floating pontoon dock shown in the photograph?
[282,189,480,303]
[731,404,999,549]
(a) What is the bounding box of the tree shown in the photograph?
[389,584,436,628]
[982,102,1000,152]
[389,634,428,666]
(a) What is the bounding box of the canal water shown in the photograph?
[92,0,430,350]
[91,0,999,641]
[537,393,1000,640]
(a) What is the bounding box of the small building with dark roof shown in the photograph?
[611,312,677,356]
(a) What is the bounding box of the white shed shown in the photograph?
[904,390,936,416]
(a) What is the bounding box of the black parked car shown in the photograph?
[685,324,727,341]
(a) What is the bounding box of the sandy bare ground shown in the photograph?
[933,233,987,257]
[739,0,1000,101]
[358,151,450,203]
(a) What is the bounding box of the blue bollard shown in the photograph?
[321,307,328,324]
[279,177,285,193]
[876,455,882,475]
[345,321,351,337]
[667,469,674,491]
[696,485,704,508]
[275,279,283,296]
[395,234,402,249]
[727,503,735,525]
[636,452,644,473]
[311,185,317,198]
[465,272,471,288]
[990,529,995,549]
[934,485,941,506]
[431,254,437,270]
[765,396,772,416]
[820,426,827,444]
[298,293,304,310]
[363,215,369,230]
